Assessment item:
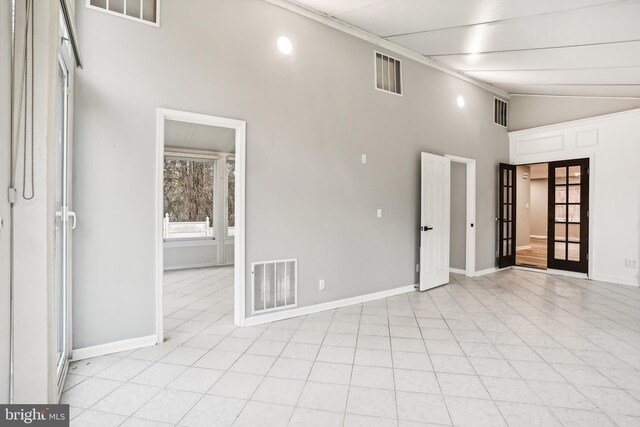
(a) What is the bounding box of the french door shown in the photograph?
[498,163,516,268]
[547,159,589,273]
[419,153,451,291]
[54,52,74,393]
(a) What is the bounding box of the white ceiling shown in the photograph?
[165,120,236,153]
[286,0,640,97]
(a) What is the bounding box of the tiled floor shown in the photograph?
[62,266,640,426]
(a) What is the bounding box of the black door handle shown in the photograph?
[420,226,433,231]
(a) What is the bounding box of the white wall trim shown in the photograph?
[511,94,640,100]
[592,274,639,287]
[71,335,157,361]
[163,262,231,272]
[156,108,247,342]
[262,0,509,99]
[472,267,505,277]
[445,155,476,277]
[516,245,532,250]
[244,284,416,327]
[449,268,466,275]
[530,235,547,239]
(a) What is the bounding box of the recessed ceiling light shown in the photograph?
[457,95,465,108]
[277,36,293,55]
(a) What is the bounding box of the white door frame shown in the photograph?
[444,155,476,277]
[155,108,247,344]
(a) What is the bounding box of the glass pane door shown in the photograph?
[498,163,516,268]
[547,159,589,273]
[54,54,70,390]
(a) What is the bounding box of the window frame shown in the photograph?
[86,0,161,27]
[163,153,217,242]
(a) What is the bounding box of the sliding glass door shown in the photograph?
[54,51,73,393]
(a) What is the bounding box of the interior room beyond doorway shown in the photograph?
[515,163,549,269]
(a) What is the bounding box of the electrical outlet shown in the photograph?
[377,209,383,218]
[361,154,367,164]
[416,264,420,273]
[625,258,638,268]
[319,279,325,290]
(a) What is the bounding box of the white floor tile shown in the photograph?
[207,371,263,399]
[268,357,314,380]
[316,345,355,364]
[135,388,202,424]
[179,394,246,427]
[251,376,305,406]
[396,391,449,425]
[347,386,397,419]
[70,409,127,427]
[495,401,561,427]
[444,396,506,427]
[60,378,123,408]
[436,372,490,399]
[92,383,161,416]
[351,365,395,390]
[308,361,352,385]
[288,407,344,427]
[168,367,224,393]
[229,354,276,375]
[297,382,349,412]
[130,362,188,387]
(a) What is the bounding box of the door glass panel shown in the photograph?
[569,166,581,183]
[503,222,508,238]
[508,239,512,255]
[555,223,566,240]
[503,187,508,203]
[555,205,566,222]
[555,187,566,203]
[568,205,580,222]
[568,243,580,261]
[568,186,580,203]
[554,242,566,260]
[568,224,580,242]
[555,167,567,184]
[55,63,65,368]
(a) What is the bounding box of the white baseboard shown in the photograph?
[163,262,221,271]
[244,284,417,327]
[530,235,547,239]
[449,268,466,275]
[516,245,532,250]
[592,274,639,287]
[472,267,506,277]
[72,334,158,361]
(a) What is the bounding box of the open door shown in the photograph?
[498,163,516,268]
[547,159,589,273]
[419,153,451,291]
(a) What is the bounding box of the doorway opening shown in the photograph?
[155,109,246,345]
[499,158,590,275]
[515,163,548,270]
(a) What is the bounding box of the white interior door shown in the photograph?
[419,153,451,291]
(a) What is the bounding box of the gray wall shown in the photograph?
[0,0,12,404]
[515,166,531,247]
[530,179,548,237]
[509,95,640,131]
[73,0,508,347]
[450,162,466,270]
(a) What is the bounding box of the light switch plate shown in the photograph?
[361,154,367,164]
[377,209,383,218]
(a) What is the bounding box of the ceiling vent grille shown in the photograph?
[252,259,297,314]
[494,97,508,128]
[375,52,402,95]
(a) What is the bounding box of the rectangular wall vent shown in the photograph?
[252,259,297,313]
[375,52,402,95]
[494,97,508,128]
[87,0,159,26]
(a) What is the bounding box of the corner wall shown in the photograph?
[72,0,509,348]
[509,95,640,131]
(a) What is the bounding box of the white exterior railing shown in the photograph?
[163,213,213,239]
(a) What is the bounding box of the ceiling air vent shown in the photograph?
[375,52,402,96]
[252,259,297,314]
[494,97,508,128]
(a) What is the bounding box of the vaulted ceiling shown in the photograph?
[285,0,640,97]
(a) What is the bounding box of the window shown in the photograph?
[163,157,215,240]
[226,159,235,238]
[87,0,159,26]
[375,52,402,95]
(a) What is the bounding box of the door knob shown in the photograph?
[420,226,433,231]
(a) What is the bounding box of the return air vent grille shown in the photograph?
[375,52,402,95]
[252,259,297,313]
[494,97,508,128]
